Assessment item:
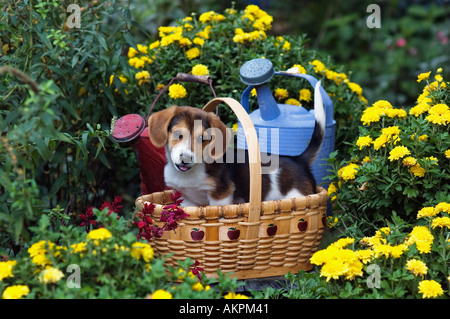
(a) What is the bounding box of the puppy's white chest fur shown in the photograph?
[164,161,211,206]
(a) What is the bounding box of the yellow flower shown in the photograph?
[372,100,393,109]
[330,237,355,249]
[388,146,410,161]
[149,40,160,50]
[136,70,150,86]
[299,88,311,102]
[28,240,54,267]
[70,242,87,254]
[431,216,450,230]
[274,88,288,100]
[135,70,150,80]
[327,182,337,201]
[356,136,373,150]
[168,83,187,99]
[151,289,172,299]
[410,163,426,177]
[196,25,211,39]
[39,267,64,284]
[0,260,17,281]
[406,259,428,277]
[285,98,301,106]
[417,71,431,83]
[185,47,200,60]
[347,82,363,96]
[128,57,145,69]
[191,64,209,76]
[137,44,148,54]
[361,106,383,126]
[2,285,30,299]
[418,280,444,298]
[191,282,204,291]
[128,46,138,58]
[355,250,374,264]
[405,226,434,253]
[224,292,249,299]
[193,37,205,46]
[410,102,431,117]
[435,202,450,213]
[130,242,154,262]
[199,11,225,23]
[372,134,388,150]
[232,123,238,132]
[445,149,450,159]
[402,156,417,167]
[337,163,359,181]
[87,228,112,241]
[417,207,437,219]
[310,60,326,74]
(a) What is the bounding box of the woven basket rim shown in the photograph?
[135,186,328,218]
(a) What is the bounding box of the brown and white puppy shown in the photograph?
[148,82,325,207]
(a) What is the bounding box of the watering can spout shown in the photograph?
[240,58,281,121]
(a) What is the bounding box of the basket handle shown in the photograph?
[202,98,262,240]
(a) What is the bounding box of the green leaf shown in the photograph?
[48,174,68,199]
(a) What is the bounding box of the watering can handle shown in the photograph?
[240,72,334,127]
[147,73,217,120]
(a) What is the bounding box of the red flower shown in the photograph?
[79,207,97,231]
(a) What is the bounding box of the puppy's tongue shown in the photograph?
[177,164,190,171]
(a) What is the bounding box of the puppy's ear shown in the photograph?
[148,105,179,148]
[205,114,231,160]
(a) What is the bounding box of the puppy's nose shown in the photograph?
[180,152,193,164]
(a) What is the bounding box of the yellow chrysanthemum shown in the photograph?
[388,146,410,161]
[417,71,431,83]
[39,267,65,284]
[185,47,200,60]
[310,60,326,74]
[418,280,444,299]
[402,156,417,167]
[405,226,434,254]
[0,260,17,281]
[285,98,301,106]
[2,285,30,299]
[151,289,173,299]
[299,88,311,102]
[274,88,288,100]
[445,149,450,159]
[130,242,154,262]
[410,163,426,177]
[338,163,359,181]
[224,292,249,299]
[417,207,437,219]
[431,216,450,230]
[327,182,337,201]
[410,102,431,117]
[168,83,187,99]
[347,82,363,96]
[406,259,428,277]
[87,228,112,241]
[435,202,450,213]
[191,64,209,76]
[356,136,373,150]
[361,106,383,125]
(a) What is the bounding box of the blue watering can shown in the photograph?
[236,58,336,187]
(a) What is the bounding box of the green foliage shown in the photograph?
[327,71,450,234]
[0,209,244,299]
[117,4,367,153]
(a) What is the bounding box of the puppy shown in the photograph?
[148,82,325,207]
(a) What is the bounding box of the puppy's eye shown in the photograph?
[172,130,183,140]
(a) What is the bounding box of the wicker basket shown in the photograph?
[135,97,328,279]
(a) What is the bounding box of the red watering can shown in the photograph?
[111,73,217,195]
